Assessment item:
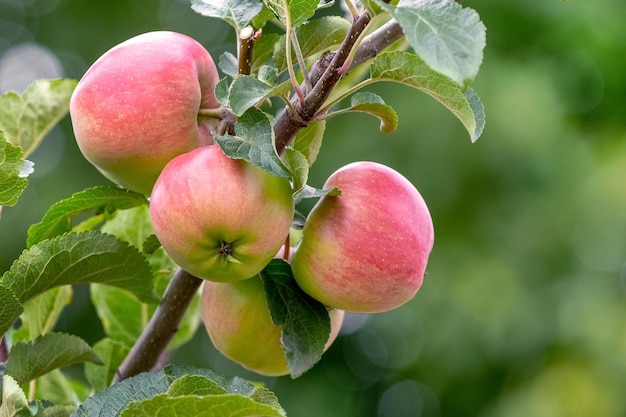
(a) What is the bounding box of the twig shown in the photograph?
[350,20,403,70]
[112,269,203,383]
[274,11,373,154]
[238,26,256,75]
[0,335,8,362]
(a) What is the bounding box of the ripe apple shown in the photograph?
[149,144,294,282]
[201,276,345,376]
[291,161,434,313]
[70,31,221,195]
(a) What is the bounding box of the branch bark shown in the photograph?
[112,269,203,383]
[274,19,404,154]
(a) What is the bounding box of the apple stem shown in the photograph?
[112,268,203,384]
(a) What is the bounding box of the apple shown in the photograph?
[291,161,434,313]
[201,276,345,376]
[69,31,221,195]
[149,144,294,282]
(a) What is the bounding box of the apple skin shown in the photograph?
[201,276,345,376]
[69,31,221,195]
[149,144,295,282]
[291,161,434,314]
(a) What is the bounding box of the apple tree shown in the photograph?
[0,0,485,415]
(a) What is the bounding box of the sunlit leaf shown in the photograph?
[0,374,30,417]
[345,92,398,133]
[377,0,486,87]
[191,0,264,31]
[0,132,31,207]
[264,0,318,27]
[370,51,484,141]
[0,78,77,158]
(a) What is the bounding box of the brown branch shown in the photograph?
[274,12,373,154]
[0,335,8,363]
[350,20,404,70]
[112,269,203,383]
[238,26,256,75]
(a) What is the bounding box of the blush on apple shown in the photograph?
[70,31,221,195]
[291,161,434,314]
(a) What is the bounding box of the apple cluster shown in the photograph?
[70,31,434,377]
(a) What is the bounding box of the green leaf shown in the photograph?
[214,77,230,107]
[11,286,73,343]
[36,404,76,417]
[1,231,158,326]
[85,338,130,392]
[0,79,77,158]
[260,259,332,378]
[282,147,308,195]
[272,16,351,73]
[219,51,239,78]
[294,184,341,202]
[0,286,23,337]
[74,364,285,417]
[191,0,264,31]
[0,132,32,207]
[120,393,286,417]
[263,0,318,28]
[33,369,91,406]
[251,33,281,72]
[291,120,325,167]
[166,375,227,397]
[26,185,148,248]
[377,0,486,88]
[5,333,102,386]
[0,375,31,417]
[228,75,274,116]
[370,50,484,142]
[345,92,399,133]
[213,108,291,177]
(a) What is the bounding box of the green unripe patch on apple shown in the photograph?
[150,145,295,282]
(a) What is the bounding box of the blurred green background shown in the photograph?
[2,0,625,416]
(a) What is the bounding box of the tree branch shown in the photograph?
[112,269,203,383]
[273,17,404,154]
